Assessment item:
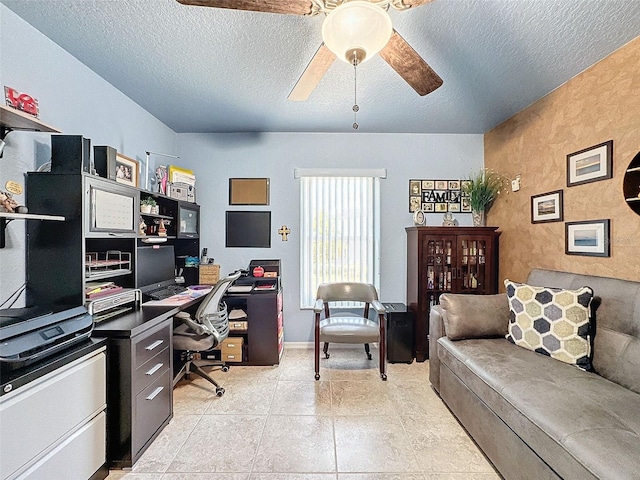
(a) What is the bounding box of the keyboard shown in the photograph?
[146,284,188,300]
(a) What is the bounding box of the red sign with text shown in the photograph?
[4,86,39,117]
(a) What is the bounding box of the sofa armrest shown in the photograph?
[429,305,446,393]
[439,293,509,340]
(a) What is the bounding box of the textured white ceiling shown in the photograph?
[3,0,640,134]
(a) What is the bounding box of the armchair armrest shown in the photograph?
[313,298,325,313]
[371,299,386,315]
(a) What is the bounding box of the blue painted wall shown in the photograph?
[0,6,177,306]
[176,132,484,342]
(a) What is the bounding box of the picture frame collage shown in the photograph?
[529,139,613,257]
[409,179,471,214]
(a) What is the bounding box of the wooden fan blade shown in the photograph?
[379,30,443,96]
[288,44,336,101]
[177,0,315,16]
[396,0,435,8]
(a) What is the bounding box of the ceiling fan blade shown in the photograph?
[379,30,443,96]
[395,0,435,8]
[177,0,315,16]
[288,44,336,101]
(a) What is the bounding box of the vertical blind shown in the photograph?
[300,175,380,308]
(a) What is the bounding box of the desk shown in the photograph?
[94,296,206,468]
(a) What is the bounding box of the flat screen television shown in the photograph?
[225,211,271,248]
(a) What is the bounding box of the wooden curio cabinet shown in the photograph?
[406,226,501,361]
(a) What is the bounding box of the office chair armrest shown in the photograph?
[174,312,207,336]
[313,298,324,313]
[371,299,386,314]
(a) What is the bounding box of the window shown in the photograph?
[299,173,381,308]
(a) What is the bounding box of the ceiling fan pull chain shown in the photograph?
[352,63,359,130]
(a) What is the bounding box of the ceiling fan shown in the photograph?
[177,0,443,101]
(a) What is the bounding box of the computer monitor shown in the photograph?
[225,211,271,248]
[137,245,176,290]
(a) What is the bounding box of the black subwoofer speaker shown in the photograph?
[51,135,91,174]
[384,303,415,363]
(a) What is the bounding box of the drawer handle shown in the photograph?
[145,339,164,351]
[146,386,164,401]
[227,343,236,348]
[232,323,244,328]
[146,363,163,376]
[227,355,236,359]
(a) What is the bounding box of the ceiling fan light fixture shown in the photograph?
[322,1,392,65]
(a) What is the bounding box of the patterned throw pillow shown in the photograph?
[504,280,594,371]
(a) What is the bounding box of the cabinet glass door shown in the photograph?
[459,236,489,294]
[422,236,456,306]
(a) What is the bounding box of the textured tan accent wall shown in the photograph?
[485,36,640,286]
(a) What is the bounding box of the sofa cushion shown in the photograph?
[438,337,640,480]
[440,293,509,340]
[527,269,640,395]
[504,279,594,371]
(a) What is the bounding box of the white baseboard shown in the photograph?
[284,342,380,350]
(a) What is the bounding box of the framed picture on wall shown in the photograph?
[531,190,563,223]
[229,178,270,205]
[565,219,610,257]
[567,140,613,187]
[115,154,139,188]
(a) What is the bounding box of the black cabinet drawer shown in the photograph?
[133,346,170,395]
[133,322,171,369]
[133,367,171,457]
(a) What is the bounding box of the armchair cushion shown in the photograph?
[439,293,509,340]
[320,316,380,343]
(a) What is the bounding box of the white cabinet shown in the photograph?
[0,348,107,480]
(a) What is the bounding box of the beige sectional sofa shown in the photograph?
[429,268,640,480]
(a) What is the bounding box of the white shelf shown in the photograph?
[0,212,65,221]
[0,105,60,135]
[1,212,65,248]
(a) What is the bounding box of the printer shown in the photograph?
[0,305,94,370]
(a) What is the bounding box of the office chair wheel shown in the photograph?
[381,373,387,381]
[315,373,320,380]
[216,387,225,397]
[324,353,330,359]
[222,365,230,372]
[366,353,372,360]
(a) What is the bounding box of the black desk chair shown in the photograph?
[172,270,241,396]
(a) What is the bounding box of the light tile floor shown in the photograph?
[107,346,500,480]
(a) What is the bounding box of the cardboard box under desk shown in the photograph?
[199,264,220,285]
[221,336,244,362]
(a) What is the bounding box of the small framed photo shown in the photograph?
[565,219,610,257]
[531,190,563,223]
[409,196,421,212]
[448,203,461,212]
[567,140,613,187]
[435,203,448,213]
[423,203,435,212]
[435,180,448,190]
[115,154,139,187]
[448,180,460,190]
[422,180,434,190]
[409,180,421,196]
